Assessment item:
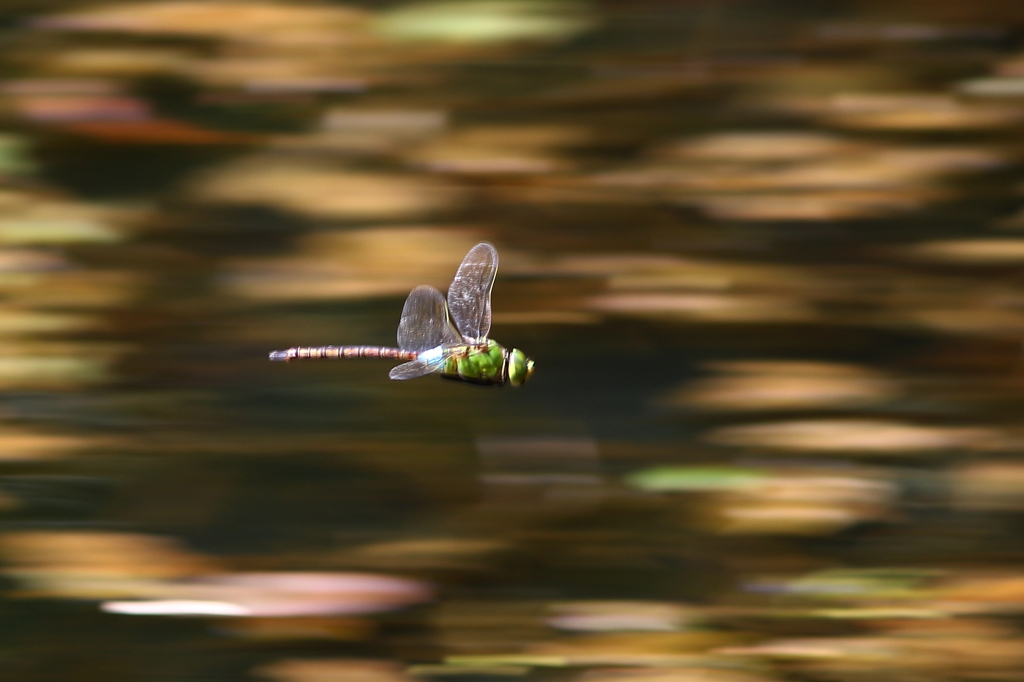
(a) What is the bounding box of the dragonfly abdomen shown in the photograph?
[269,346,417,362]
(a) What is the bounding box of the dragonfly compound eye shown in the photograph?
[507,349,534,386]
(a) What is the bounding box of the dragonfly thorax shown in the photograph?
[436,339,534,386]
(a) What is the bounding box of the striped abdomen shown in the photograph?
[269,346,418,362]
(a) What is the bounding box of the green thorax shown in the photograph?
[442,339,507,386]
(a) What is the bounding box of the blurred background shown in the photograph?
[1,0,1024,680]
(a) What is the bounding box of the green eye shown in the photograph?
[507,349,535,386]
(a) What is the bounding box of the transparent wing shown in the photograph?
[389,359,441,380]
[396,285,462,352]
[447,242,498,342]
[388,344,460,380]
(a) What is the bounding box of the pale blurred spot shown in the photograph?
[0,355,111,388]
[255,658,414,682]
[278,109,448,156]
[225,228,483,301]
[184,57,369,91]
[627,467,766,492]
[8,270,144,308]
[588,292,815,323]
[0,79,121,96]
[0,219,121,245]
[905,239,1024,263]
[810,607,946,620]
[820,93,1024,130]
[35,2,371,45]
[0,536,432,616]
[595,137,1003,221]
[323,109,447,134]
[0,308,97,335]
[708,475,898,535]
[375,0,595,44]
[0,531,215,596]
[952,462,1024,511]
[444,655,566,667]
[190,157,462,219]
[0,136,36,177]
[103,599,249,616]
[245,77,366,95]
[718,505,864,535]
[527,630,744,666]
[546,254,820,323]
[421,123,589,148]
[407,125,590,175]
[408,664,530,676]
[103,572,433,617]
[605,140,1000,190]
[958,77,1024,97]
[996,57,1024,77]
[657,131,857,162]
[688,190,929,221]
[41,48,193,77]
[576,667,780,682]
[547,601,691,633]
[669,361,900,412]
[720,626,1024,680]
[939,573,1024,609]
[752,568,940,599]
[0,192,142,245]
[0,245,69,272]
[0,430,90,461]
[708,419,993,453]
[539,253,815,295]
[333,537,507,571]
[0,251,66,277]
[34,3,382,95]
[418,156,559,174]
[9,94,150,123]
[755,148,1003,189]
[720,637,895,660]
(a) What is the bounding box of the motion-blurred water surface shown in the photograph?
[2,1,1024,680]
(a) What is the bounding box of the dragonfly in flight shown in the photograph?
[270,242,535,386]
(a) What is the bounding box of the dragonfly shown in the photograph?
[269,242,535,386]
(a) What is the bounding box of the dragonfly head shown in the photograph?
[506,348,535,386]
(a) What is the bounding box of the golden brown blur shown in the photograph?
[2,0,1024,680]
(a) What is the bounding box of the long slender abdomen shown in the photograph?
[269,346,417,362]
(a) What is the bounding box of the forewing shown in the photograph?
[447,242,497,341]
[389,359,440,380]
[396,285,461,352]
